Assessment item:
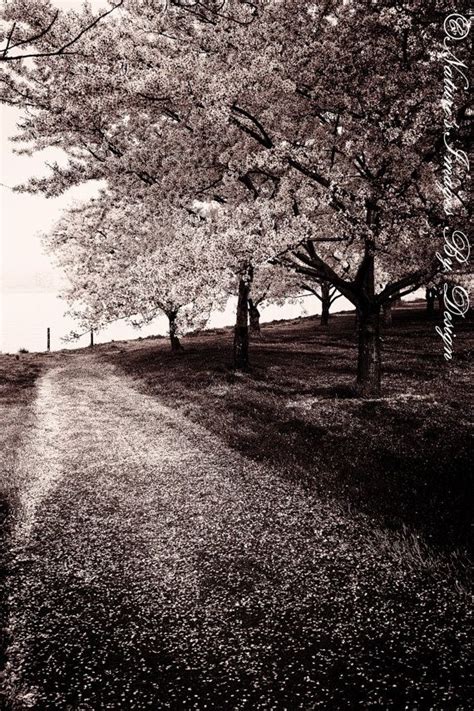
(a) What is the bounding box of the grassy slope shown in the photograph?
[106,306,473,562]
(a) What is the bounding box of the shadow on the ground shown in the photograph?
[107,307,473,557]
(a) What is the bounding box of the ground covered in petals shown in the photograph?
[115,306,473,558]
[0,306,472,709]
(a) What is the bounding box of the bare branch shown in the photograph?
[0,1,124,62]
[231,104,273,148]
[2,20,17,58]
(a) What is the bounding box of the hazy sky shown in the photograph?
[0,1,117,351]
[1,106,101,293]
[0,99,106,351]
[1,0,109,291]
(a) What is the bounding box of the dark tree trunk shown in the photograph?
[437,287,444,315]
[382,301,392,327]
[426,288,436,319]
[356,231,381,398]
[354,307,361,337]
[438,289,444,314]
[357,305,382,398]
[167,311,183,352]
[320,283,331,327]
[321,302,330,327]
[248,298,261,338]
[234,267,253,370]
[392,293,402,308]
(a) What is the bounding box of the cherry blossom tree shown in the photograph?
[193,197,302,368]
[248,263,302,337]
[44,195,221,351]
[2,0,470,394]
[190,0,468,395]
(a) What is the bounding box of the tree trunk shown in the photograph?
[248,299,261,338]
[354,307,361,336]
[381,301,392,327]
[438,284,454,319]
[357,305,382,398]
[392,291,402,308]
[426,288,436,319]
[234,268,253,370]
[437,287,444,315]
[167,311,183,352]
[356,231,381,397]
[320,282,331,327]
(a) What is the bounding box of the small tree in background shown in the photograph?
[44,196,222,351]
[301,281,342,328]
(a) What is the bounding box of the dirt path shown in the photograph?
[3,356,470,710]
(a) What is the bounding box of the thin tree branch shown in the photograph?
[0,1,124,62]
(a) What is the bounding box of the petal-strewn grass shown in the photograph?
[1,305,472,709]
[113,306,473,558]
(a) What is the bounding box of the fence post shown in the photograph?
[90,329,94,348]
[47,327,50,352]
